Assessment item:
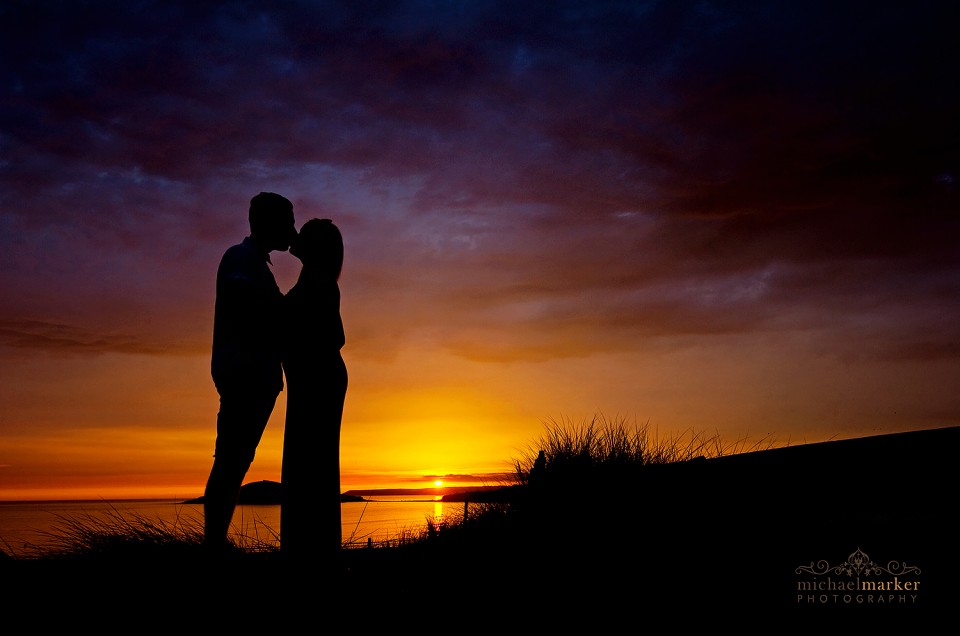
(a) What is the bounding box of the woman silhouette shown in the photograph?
[280,218,348,569]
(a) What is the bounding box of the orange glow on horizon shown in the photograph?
[1,342,947,502]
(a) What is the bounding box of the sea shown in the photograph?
[0,496,461,557]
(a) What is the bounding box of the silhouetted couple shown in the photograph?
[203,192,347,571]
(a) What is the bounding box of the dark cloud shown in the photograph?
[0,318,203,356]
[1,0,958,366]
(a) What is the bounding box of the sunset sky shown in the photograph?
[2,1,958,501]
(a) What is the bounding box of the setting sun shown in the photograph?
[434,480,443,487]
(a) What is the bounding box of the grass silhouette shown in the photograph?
[2,416,955,624]
[1,414,775,563]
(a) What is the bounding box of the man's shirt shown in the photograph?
[211,236,285,395]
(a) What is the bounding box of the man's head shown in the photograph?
[249,192,296,252]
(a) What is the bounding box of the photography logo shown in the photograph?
[795,547,921,605]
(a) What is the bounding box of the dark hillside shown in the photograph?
[343,426,959,617]
[5,427,955,625]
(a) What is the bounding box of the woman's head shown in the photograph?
[291,218,343,279]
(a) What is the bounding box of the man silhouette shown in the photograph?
[203,191,296,549]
